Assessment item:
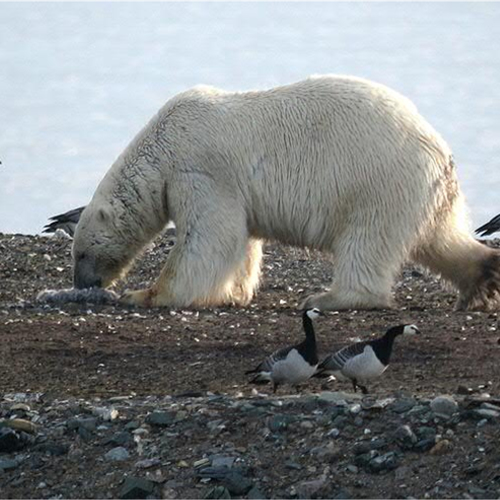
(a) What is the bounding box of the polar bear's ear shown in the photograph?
[97,207,110,223]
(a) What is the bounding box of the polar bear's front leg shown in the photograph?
[120,193,254,308]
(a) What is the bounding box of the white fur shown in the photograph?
[72,75,500,310]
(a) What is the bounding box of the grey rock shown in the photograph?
[105,446,130,461]
[67,417,97,432]
[33,442,69,456]
[331,415,348,429]
[119,476,156,499]
[145,411,175,427]
[223,471,253,496]
[285,461,302,470]
[296,476,327,499]
[417,426,437,439]
[135,458,161,469]
[247,485,267,499]
[0,458,19,470]
[125,421,140,430]
[414,438,436,452]
[267,415,294,432]
[430,396,458,418]
[394,425,418,450]
[0,427,24,453]
[388,398,416,414]
[210,456,235,469]
[204,486,231,499]
[353,450,378,468]
[106,431,133,447]
[368,451,399,473]
[473,408,500,419]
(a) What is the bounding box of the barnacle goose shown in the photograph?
[475,213,500,237]
[43,206,86,237]
[315,324,420,394]
[245,308,321,393]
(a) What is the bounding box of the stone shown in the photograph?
[67,417,97,432]
[105,446,130,461]
[119,476,156,499]
[369,452,399,473]
[93,406,119,421]
[106,431,133,447]
[223,471,253,496]
[473,408,500,419]
[296,476,327,499]
[204,486,231,499]
[429,439,452,455]
[0,427,24,453]
[210,456,235,469]
[430,396,458,418]
[388,398,416,414]
[394,425,418,450]
[247,485,267,499]
[1,418,37,434]
[0,458,19,470]
[145,411,175,427]
[33,442,69,456]
[134,458,161,469]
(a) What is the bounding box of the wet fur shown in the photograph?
[72,75,500,311]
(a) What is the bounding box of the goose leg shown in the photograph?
[352,380,358,393]
[359,384,369,395]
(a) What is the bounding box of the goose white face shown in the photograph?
[403,324,420,336]
[306,308,322,320]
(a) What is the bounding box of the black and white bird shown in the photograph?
[43,206,86,237]
[245,308,321,393]
[475,213,500,237]
[315,324,420,394]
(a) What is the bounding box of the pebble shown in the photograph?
[429,439,453,455]
[1,418,37,434]
[0,427,25,453]
[388,398,416,414]
[145,411,175,427]
[119,476,156,499]
[296,476,327,499]
[394,424,418,450]
[93,407,119,421]
[0,458,19,470]
[204,486,231,499]
[473,408,500,419]
[104,446,130,461]
[430,396,458,418]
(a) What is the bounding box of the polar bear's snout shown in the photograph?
[73,256,102,289]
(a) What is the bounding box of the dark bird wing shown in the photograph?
[317,340,370,374]
[245,345,294,375]
[475,213,500,237]
[43,206,86,236]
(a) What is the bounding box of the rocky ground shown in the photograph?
[1,231,500,499]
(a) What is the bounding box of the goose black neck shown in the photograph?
[299,312,318,365]
[302,313,316,341]
[370,326,405,365]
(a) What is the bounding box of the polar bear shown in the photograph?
[72,75,500,311]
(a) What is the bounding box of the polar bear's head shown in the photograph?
[72,202,136,289]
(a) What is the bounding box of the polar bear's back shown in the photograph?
[158,76,456,250]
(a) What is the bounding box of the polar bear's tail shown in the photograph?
[412,172,500,311]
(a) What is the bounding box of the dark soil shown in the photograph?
[1,231,500,499]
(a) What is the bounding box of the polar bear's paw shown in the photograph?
[120,288,156,308]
